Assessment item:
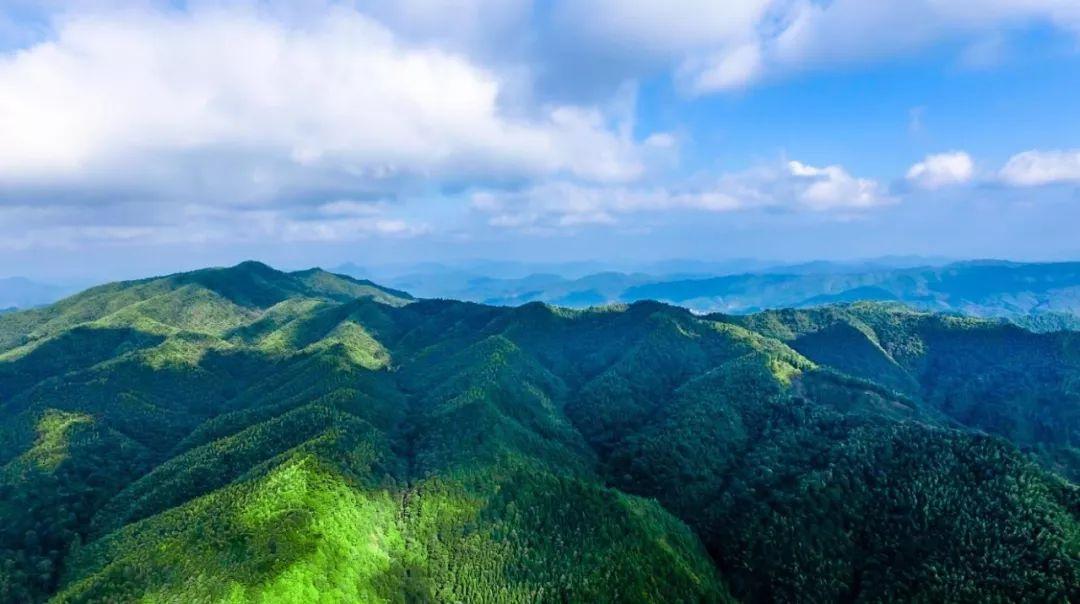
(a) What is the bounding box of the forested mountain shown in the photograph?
[1,262,1077,602]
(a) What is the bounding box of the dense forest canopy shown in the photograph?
[0,262,1077,602]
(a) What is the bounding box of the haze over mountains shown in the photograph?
[0,261,1077,602]
[0,278,77,313]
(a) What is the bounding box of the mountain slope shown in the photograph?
[724,303,1080,480]
[1,265,1078,602]
[0,261,411,353]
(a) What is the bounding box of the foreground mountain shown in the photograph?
[0,262,1077,602]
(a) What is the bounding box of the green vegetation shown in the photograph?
[725,303,1080,481]
[1,262,1078,602]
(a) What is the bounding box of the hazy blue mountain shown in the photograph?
[330,257,946,307]
[626,261,1080,317]
[0,277,75,310]
[352,260,1080,328]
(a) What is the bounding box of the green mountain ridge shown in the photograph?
[0,263,1077,602]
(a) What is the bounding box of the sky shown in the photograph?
[1,0,1079,280]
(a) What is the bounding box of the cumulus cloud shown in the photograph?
[906,151,975,189]
[999,150,1080,186]
[785,161,888,210]
[472,160,889,229]
[0,6,661,198]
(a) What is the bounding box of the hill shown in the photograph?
[0,261,411,353]
[0,263,1077,602]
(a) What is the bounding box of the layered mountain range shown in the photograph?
[343,260,1080,329]
[0,262,1077,602]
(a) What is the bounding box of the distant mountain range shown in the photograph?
[331,260,1080,328]
[0,277,76,311]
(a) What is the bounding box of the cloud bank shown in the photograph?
[471,160,891,230]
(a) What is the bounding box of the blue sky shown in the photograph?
[1,0,1079,280]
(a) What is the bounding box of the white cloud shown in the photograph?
[906,151,975,189]
[472,159,889,229]
[0,200,429,251]
[273,216,429,242]
[550,0,773,94]
[557,0,771,56]
[786,161,889,210]
[772,0,1080,68]
[553,0,1080,95]
[472,181,742,229]
[0,6,661,202]
[316,200,387,217]
[680,43,763,93]
[999,150,1080,186]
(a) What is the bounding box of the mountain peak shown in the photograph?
[0,262,413,351]
[230,260,278,274]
